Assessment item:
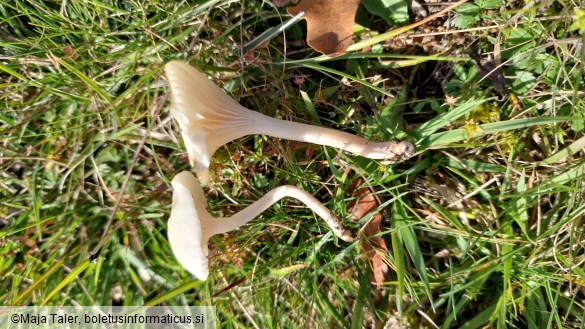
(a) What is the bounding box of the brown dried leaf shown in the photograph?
[287,0,360,56]
[347,178,389,288]
[274,0,297,7]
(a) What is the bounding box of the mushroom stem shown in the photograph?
[212,185,355,242]
[251,113,414,160]
[164,61,415,173]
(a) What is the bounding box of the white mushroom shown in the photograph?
[164,61,415,173]
[168,171,355,280]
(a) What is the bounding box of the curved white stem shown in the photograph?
[211,185,355,242]
[169,171,355,280]
[251,112,414,161]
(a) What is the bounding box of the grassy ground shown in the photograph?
[1,0,584,327]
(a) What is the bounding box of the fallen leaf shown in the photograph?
[274,0,297,7]
[347,178,389,288]
[287,0,360,56]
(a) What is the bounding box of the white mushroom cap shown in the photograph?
[165,61,256,172]
[168,171,214,280]
[168,171,355,280]
[164,61,415,173]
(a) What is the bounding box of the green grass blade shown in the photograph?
[41,259,92,305]
[11,256,67,305]
[392,200,433,305]
[54,57,113,104]
[414,98,489,140]
[419,116,574,148]
[537,133,585,165]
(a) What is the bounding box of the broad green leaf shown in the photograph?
[455,3,481,14]
[362,0,410,25]
[505,27,536,53]
[475,0,502,9]
[569,8,585,33]
[511,70,536,94]
[456,16,478,29]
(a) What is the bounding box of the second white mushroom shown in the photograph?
[168,171,355,280]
